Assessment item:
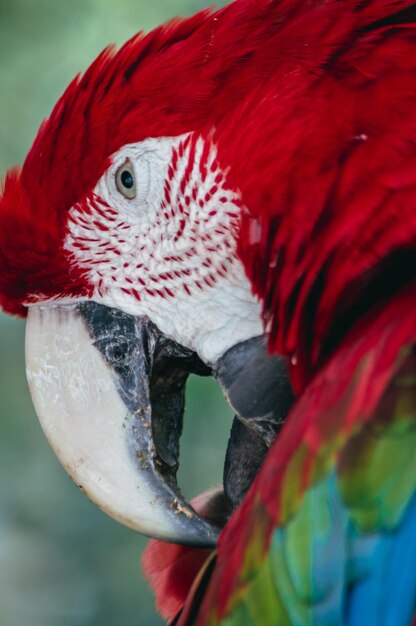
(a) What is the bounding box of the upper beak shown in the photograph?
[25,301,219,546]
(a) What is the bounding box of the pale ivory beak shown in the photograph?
[25,302,219,546]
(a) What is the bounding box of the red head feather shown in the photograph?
[1,0,309,315]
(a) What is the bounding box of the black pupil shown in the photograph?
[121,169,134,189]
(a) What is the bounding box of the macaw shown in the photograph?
[0,0,415,625]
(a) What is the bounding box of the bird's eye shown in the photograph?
[115,159,136,199]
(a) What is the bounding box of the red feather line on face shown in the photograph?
[65,133,241,306]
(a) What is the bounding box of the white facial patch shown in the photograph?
[65,133,263,364]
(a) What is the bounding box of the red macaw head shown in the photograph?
[2,0,414,549]
[0,8,294,545]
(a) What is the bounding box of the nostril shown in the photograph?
[105,341,129,364]
[91,337,133,367]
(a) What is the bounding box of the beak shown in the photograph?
[214,334,295,509]
[25,301,219,546]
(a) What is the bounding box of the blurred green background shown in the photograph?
[0,2,232,625]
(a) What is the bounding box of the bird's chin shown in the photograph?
[25,301,294,546]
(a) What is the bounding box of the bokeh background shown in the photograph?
[0,2,232,624]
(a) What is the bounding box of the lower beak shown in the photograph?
[25,301,219,546]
